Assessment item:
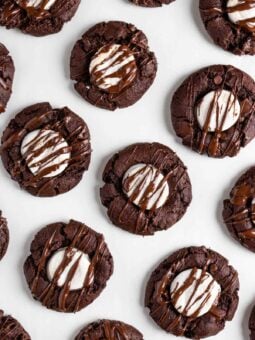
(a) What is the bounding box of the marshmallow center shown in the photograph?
[227,0,255,29]
[21,129,70,178]
[122,163,169,210]
[89,44,137,93]
[21,0,56,10]
[196,89,240,132]
[170,268,221,318]
[47,248,90,290]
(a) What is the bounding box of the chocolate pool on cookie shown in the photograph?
[1,102,91,197]
[0,211,9,261]
[129,0,175,7]
[171,65,255,158]
[145,246,239,339]
[200,0,255,55]
[0,43,14,113]
[24,219,114,313]
[0,0,81,36]
[75,320,143,339]
[0,309,30,339]
[70,21,157,110]
[223,166,255,252]
[100,142,192,235]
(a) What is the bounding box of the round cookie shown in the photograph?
[171,64,255,158]
[200,0,255,55]
[0,211,9,261]
[0,43,14,113]
[223,166,255,252]
[1,102,91,197]
[75,320,143,339]
[145,246,239,339]
[0,309,30,339]
[23,219,114,313]
[0,0,81,36]
[100,142,192,236]
[129,0,175,7]
[249,305,255,340]
[70,21,157,111]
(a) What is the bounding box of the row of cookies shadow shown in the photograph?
[0,216,254,339]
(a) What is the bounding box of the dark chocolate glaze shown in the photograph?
[1,102,91,197]
[145,246,239,339]
[200,0,255,55]
[223,166,255,252]
[0,310,31,339]
[75,319,144,340]
[0,211,9,261]
[24,219,114,313]
[0,43,14,113]
[90,44,137,94]
[171,65,255,158]
[0,0,81,36]
[100,142,192,235]
[70,21,157,111]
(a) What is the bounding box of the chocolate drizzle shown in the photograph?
[15,0,54,18]
[197,78,240,156]
[22,129,71,179]
[1,104,91,196]
[0,310,31,339]
[30,221,107,312]
[90,44,137,94]
[102,320,130,340]
[170,267,219,318]
[227,0,255,32]
[146,247,239,338]
[123,164,169,211]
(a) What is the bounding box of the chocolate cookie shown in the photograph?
[200,0,255,55]
[75,320,143,339]
[0,43,14,113]
[171,64,255,158]
[0,310,30,339]
[249,304,255,340]
[145,246,239,339]
[129,0,175,7]
[222,166,255,252]
[1,102,91,197]
[70,21,157,111]
[0,211,9,261]
[24,219,114,313]
[100,142,192,236]
[0,0,81,36]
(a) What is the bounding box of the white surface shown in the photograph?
[0,1,254,339]
[47,248,90,290]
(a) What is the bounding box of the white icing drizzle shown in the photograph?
[170,268,221,318]
[122,163,169,211]
[47,247,90,291]
[196,89,240,132]
[89,44,137,93]
[21,129,71,178]
[227,0,255,29]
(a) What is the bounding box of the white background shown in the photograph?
[0,0,254,339]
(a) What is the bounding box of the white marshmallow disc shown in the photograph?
[227,0,255,30]
[122,163,169,210]
[170,268,221,318]
[196,89,240,132]
[24,0,57,10]
[21,129,71,178]
[89,44,137,93]
[47,248,90,291]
